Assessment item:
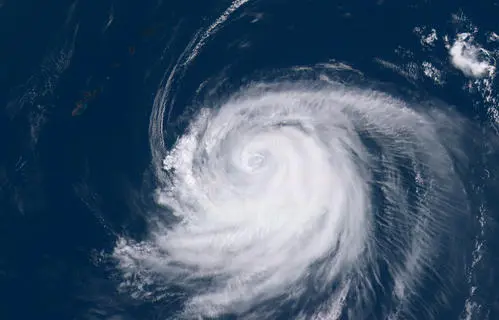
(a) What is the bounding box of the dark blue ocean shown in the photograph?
[2,0,499,319]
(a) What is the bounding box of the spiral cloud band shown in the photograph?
[114,79,470,319]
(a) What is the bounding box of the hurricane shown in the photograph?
[110,1,498,320]
[4,0,499,320]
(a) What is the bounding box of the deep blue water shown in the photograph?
[1,0,499,319]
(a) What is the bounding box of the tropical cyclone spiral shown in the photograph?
[115,79,471,319]
[111,2,481,320]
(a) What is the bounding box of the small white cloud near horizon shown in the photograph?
[447,33,496,78]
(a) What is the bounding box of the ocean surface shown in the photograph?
[2,0,499,319]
